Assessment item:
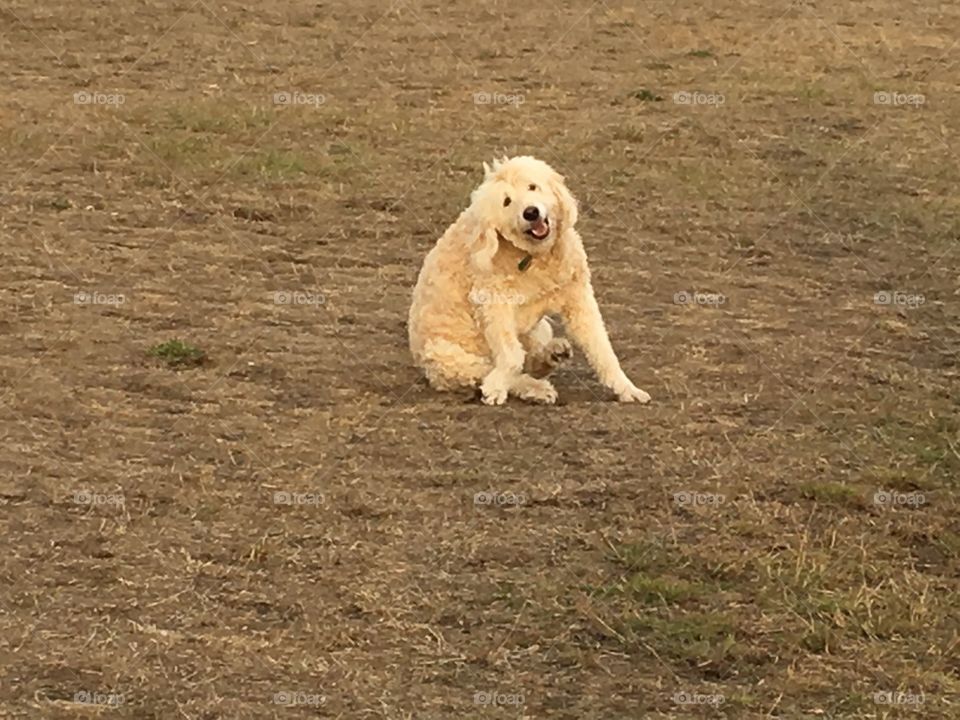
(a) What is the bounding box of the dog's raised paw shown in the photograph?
[548,338,573,364]
[514,376,558,405]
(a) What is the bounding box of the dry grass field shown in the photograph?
[1,1,958,718]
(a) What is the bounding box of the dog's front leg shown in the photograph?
[562,279,651,403]
[477,301,525,405]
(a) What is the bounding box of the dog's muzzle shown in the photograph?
[525,217,550,240]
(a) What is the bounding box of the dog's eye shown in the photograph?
[528,184,537,191]
[503,196,511,207]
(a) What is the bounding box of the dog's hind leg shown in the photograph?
[522,317,573,378]
[421,339,492,391]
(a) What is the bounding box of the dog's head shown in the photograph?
[466,155,578,270]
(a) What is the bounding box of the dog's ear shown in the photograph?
[470,162,504,270]
[482,156,509,180]
[549,172,579,232]
[468,224,499,272]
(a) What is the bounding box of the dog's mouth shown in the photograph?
[524,218,550,240]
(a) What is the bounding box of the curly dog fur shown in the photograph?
[408,155,650,405]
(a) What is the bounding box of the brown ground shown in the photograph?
[1,1,958,718]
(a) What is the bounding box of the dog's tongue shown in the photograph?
[530,219,549,238]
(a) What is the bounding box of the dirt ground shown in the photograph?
[1,1,958,718]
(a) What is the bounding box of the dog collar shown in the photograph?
[495,230,533,271]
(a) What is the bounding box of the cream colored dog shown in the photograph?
[408,155,650,405]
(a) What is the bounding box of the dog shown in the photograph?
[408,155,650,405]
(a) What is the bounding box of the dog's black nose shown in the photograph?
[522,206,540,221]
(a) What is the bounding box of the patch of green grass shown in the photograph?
[232,149,328,180]
[609,539,744,587]
[870,466,938,492]
[612,539,672,572]
[626,612,742,668]
[145,135,219,168]
[613,124,647,143]
[328,142,356,156]
[672,160,737,200]
[624,574,700,603]
[123,100,363,183]
[798,480,861,506]
[788,585,925,641]
[871,199,960,248]
[141,134,333,182]
[4,127,62,154]
[796,82,830,101]
[932,530,960,557]
[148,339,206,367]
[588,541,750,672]
[800,622,835,654]
[165,104,274,134]
[587,573,702,604]
[688,49,714,58]
[491,581,525,610]
[630,88,663,102]
[758,543,941,644]
[870,414,960,485]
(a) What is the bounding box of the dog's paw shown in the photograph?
[481,387,509,405]
[514,376,558,405]
[480,375,511,405]
[616,383,651,404]
[547,338,573,365]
